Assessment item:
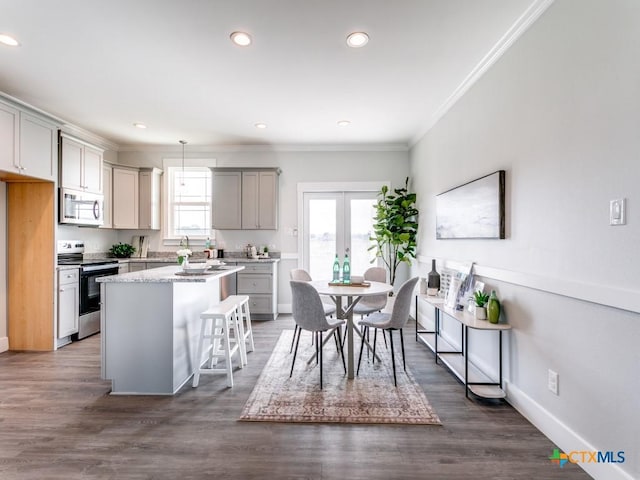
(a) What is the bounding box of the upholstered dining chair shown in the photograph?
[290,280,346,389]
[289,268,337,353]
[356,276,419,386]
[350,266,389,348]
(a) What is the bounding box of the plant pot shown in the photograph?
[475,306,487,320]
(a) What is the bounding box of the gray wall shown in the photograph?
[410,2,638,479]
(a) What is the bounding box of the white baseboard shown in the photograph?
[0,336,8,353]
[505,381,634,480]
[278,304,292,314]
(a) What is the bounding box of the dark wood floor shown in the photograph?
[0,316,590,480]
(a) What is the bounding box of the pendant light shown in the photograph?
[179,140,187,186]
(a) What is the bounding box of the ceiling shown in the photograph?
[0,0,544,149]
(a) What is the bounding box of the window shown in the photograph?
[166,166,212,240]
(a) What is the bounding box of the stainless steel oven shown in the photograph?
[78,262,119,338]
[57,240,119,340]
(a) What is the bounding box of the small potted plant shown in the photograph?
[473,291,490,320]
[109,242,136,258]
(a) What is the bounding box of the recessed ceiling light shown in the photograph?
[133,123,147,129]
[254,123,267,129]
[337,120,351,127]
[346,32,369,48]
[0,34,20,47]
[230,31,252,47]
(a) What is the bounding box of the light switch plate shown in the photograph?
[548,369,559,395]
[610,198,626,226]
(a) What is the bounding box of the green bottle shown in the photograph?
[332,253,340,282]
[342,249,351,283]
[488,290,501,324]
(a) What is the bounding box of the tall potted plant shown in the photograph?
[369,177,419,287]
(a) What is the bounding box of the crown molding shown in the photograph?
[410,0,556,147]
[59,123,120,151]
[117,143,409,154]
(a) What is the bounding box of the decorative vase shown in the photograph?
[179,256,189,270]
[475,305,487,320]
[427,259,440,296]
[487,290,500,324]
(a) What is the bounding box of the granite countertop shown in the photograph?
[97,265,244,283]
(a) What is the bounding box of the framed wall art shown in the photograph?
[436,170,505,239]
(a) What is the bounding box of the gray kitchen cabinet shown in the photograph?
[0,99,57,182]
[212,171,242,229]
[112,167,139,229]
[242,171,278,229]
[118,262,129,274]
[101,163,113,228]
[145,262,170,269]
[139,167,163,230]
[212,169,278,230]
[128,262,147,272]
[60,133,103,194]
[57,268,79,338]
[236,262,278,320]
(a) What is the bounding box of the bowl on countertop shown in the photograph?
[182,264,208,274]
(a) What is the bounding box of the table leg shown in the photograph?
[346,296,354,379]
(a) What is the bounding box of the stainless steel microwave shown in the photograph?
[59,188,104,226]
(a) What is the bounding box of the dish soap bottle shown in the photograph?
[342,249,351,283]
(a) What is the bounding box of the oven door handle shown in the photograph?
[81,264,120,273]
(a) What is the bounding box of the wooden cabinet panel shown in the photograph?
[257,171,277,229]
[83,146,103,193]
[139,168,162,230]
[241,171,259,229]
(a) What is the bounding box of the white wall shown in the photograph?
[117,148,410,307]
[410,1,639,479]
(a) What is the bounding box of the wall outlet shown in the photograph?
[548,369,559,395]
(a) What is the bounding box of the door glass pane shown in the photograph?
[349,198,377,276]
[308,199,336,280]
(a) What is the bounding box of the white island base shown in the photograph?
[99,265,243,395]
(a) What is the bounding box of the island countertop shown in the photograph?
[97,264,244,283]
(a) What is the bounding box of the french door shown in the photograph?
[302,191,378,280]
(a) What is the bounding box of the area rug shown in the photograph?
[239,330,441,425]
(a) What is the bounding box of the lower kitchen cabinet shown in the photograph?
[57,268,79,339]
[236,262,278,320]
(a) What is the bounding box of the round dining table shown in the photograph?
[309,280,394,379]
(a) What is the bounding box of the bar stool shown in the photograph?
[227,294,255,363]
[192,297,243,388]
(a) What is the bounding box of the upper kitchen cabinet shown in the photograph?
[101,163,113,229]
[212,168,279,230]
[242,170,278,230]
[0,99,58,182]
[112,167,139,229]
[60,133,103,194]
[212,171,242,229]
[139,167,163,230]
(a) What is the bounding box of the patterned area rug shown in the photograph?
[240,330,441,425]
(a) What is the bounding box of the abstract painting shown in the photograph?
[436,170,505,239]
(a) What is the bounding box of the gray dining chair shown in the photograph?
[350,266,389,348]
[356,276,419,386]
[290,280,346,389]
[289,268,337,353]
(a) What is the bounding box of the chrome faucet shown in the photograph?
[180,236,190,248]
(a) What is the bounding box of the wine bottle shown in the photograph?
[332,253,340,282]
[342,249,351,283]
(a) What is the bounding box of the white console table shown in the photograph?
[416,294,511,399]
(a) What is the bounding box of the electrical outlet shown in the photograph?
[548,369,559,395]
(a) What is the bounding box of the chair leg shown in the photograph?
[290,327,302,378]
[319,331,323,390]
[335,329,346,374]
[372,328,378,363]
[357,326,367,376]
[382,330,388,349]
[290,325,299,353]
[389,329,397,387]
[400,328,406,372]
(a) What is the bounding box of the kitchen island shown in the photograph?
[97,264,244,395]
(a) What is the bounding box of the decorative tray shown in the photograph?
[327,281,371,287]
